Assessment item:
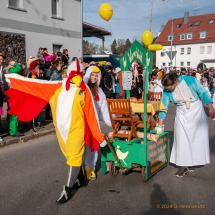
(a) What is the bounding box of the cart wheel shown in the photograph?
[141,166,146,182]
[109,162,119,178]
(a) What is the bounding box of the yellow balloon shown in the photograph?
[99,3,113,21]
[148,44,163,51]
[142,30,153,46]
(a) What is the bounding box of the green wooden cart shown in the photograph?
[101,41,169,181]
[101,132,169,181]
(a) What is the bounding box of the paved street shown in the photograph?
[0,103,215,215]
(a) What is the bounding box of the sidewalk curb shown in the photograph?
[0,128,56,148]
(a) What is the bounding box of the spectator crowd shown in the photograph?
[0,48,215,139]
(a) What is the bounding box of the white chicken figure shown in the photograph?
[116,146,129,166]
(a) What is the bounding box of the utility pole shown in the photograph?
[170,19,174,69]
[149,0,154,31]
[192,1,201,15]
[193,6,201,15]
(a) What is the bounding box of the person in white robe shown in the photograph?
[83,66,111,180]
[158,73,215,178]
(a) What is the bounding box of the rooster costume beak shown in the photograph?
[71,76,82,87]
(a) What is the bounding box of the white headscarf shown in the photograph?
[83,66,101,85]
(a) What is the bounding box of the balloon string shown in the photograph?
[108,21,116,41]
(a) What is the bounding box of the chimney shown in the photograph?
[184,12,189,24]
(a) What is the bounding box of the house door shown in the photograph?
[53,44,62,53]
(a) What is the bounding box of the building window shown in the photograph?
[187,62,190,67]
[188,22,194,27]
[180,48,184,54]
[187,47,191,54]
[180,34,185,40]
[168,35,174,41]
[53,44,62,53]
[200,32,206,38]
[52,0,62,18]
[187,34,192,39]
[195,21,201,26]
[207,46,212,54]
[162,63,166,66]
[176,24,182,28]
[8,0,23,8]
[168,62,171,67]
[180,62,184,67]
[200,46,205,54]
[209,20,214,24]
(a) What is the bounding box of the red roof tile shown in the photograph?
[155,13,215,45]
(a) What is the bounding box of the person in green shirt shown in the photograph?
[7,61,24,137]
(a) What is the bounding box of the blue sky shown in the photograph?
[83,0,215,50]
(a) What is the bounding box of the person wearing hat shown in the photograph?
[4,58,107,203]
[7,61,24,137]
[27,58,43,79]
[28,60,40,77]
[83,65,111,180]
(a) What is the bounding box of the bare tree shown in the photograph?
[83,40,99,54]
[83,40,90,54]
[117,39,126,55]
[89,42,99,54]
[97,45,108,54]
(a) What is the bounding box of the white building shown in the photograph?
[0,0,83,59]
[155,12,215,70]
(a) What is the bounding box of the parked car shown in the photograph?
[83,54,121,68]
